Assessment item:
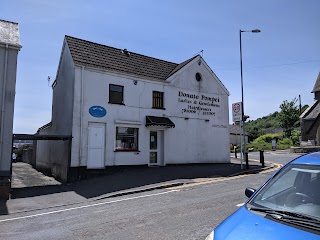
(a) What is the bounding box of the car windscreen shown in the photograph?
[248,163,320,220]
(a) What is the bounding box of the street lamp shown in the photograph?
[239,29,261,169]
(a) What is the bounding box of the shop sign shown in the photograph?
[177,91,220,116]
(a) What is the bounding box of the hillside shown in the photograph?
[245,111,282,141]
[245,104,308,141]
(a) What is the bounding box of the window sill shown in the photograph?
[108,102,125,106]
[114,149,140,152]
[152,107,166,110]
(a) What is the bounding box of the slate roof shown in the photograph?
[312,72,320,93]
[65,36,198,81]
[168,55,198,76]
[264,127,283,134]
[301,100,320,120]
[0,19,21,48]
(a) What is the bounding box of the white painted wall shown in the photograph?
[51,42,75,135]
[165,59,229,163]
[46,41,74,180]
[230,134,248,146]
[69,56,230,167]
[0,46,19,175]
[50,41,75,180]
[35,125,52,172]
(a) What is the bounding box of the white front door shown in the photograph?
[149,131,163,166]
[87,123,105,169]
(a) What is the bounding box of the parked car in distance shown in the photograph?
[205,152,320,240]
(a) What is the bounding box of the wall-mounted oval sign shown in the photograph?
[89,106,107,118]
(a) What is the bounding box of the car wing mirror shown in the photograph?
[245,187,256,198]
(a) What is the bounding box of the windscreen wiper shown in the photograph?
[248,206,320,231]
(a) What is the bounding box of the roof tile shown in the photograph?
[229,124,248,135]
[65,36,196,81]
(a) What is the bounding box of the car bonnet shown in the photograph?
[214,206,319,240]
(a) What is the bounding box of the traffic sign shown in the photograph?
[232,102,242,122]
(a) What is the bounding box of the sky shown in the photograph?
[1,0,320,133]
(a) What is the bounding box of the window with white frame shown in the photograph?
[115,127,139,151]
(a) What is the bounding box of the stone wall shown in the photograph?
[291,146,320,153]
[22,148,33,165]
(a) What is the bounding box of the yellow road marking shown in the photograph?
[167,161,282,190]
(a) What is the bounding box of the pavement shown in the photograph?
[0,158,273,216]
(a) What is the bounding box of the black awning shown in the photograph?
[145,116,175,128]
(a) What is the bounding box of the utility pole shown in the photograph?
[299,94,302,114]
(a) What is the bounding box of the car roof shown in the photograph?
[291,152,320,165]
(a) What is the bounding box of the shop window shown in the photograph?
[109,84,124,104]
[115,127,139,151]
[152,91,164,109]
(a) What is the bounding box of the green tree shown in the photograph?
[277,98,300,138]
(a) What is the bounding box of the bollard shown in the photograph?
[260,150,265,167]
[245,152,249,169]
[234,146,237,159]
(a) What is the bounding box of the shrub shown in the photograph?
[254,133,283,144]
[277,138,293,149]
[291,130,301,146]
[246,132,297,151]
[247,142,272,151]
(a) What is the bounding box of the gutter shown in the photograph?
[79,66,84,165]
[0,42,21,50]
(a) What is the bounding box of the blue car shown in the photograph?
[205,152,320,239]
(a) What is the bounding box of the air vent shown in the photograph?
[195,72,202,82]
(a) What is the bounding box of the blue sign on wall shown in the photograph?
[89,106,107,118]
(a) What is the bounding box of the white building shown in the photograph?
[229,124,248,147]
[36,36,230,181]
[0,20,21,199]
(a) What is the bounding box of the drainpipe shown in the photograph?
[0,44,9,165]
[79,66,84,166]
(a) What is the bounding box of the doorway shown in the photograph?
[149,130,164,166]
[87,123,106,169]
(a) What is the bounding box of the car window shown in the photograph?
[249,164,320,220]
[261,169,298,200]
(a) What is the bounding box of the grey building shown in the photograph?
[0,20,22,199]
[300,73,320,145]
[229,124,248,147]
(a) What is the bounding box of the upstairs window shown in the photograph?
[152,91,164,109]
[109,84,124,104]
